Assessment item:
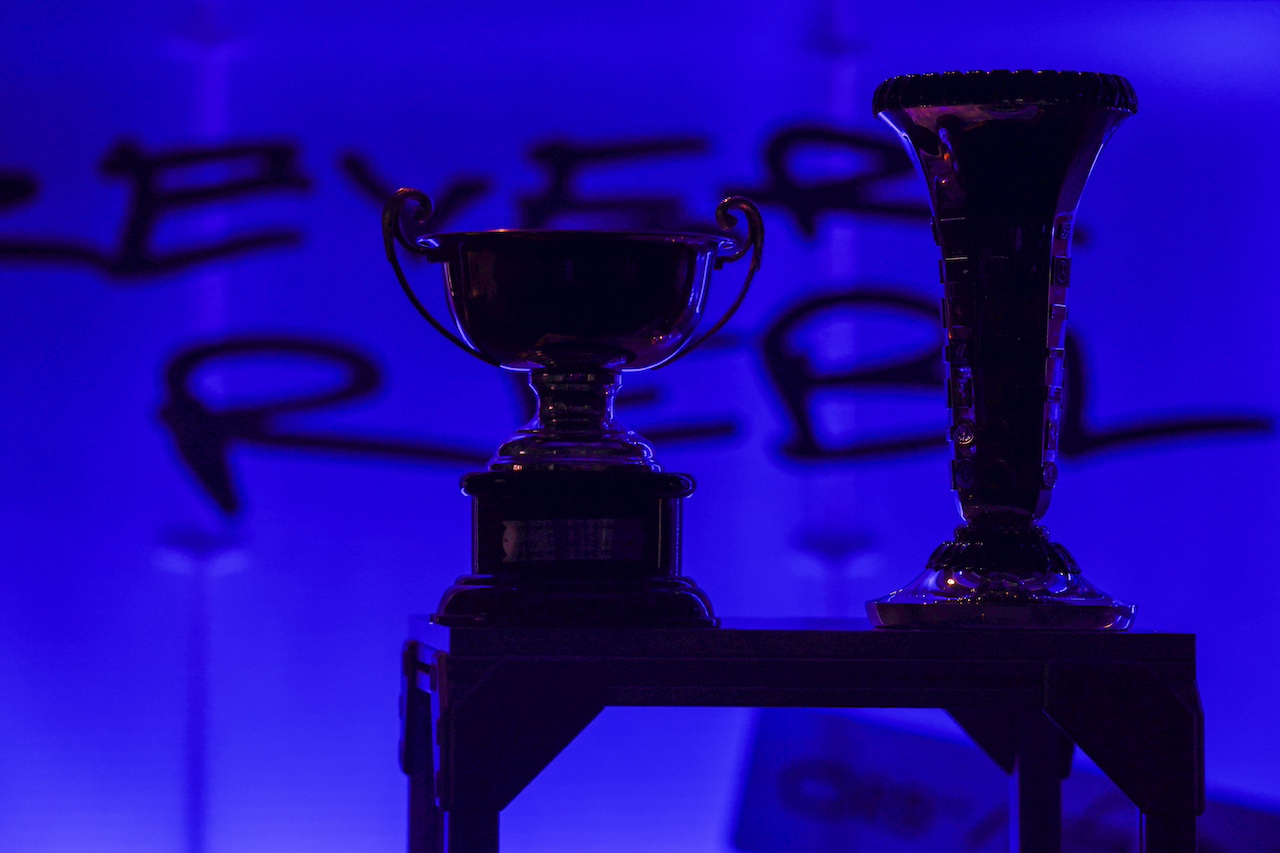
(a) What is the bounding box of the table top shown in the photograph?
[412,616,1195,663]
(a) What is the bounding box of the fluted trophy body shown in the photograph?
[868,71,1137,629]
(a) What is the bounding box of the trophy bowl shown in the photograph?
[383,189,763,471]
[419,229,727,371]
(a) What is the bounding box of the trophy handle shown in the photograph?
[381,188,501,367]
[660,196,764,367]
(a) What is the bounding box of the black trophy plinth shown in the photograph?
[431,468,716,627]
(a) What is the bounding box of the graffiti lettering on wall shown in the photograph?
[159,296,1272,514]
[0,142,310,276]
[160,337,488,514]
[729,125,929,233]
[0,128,922,274]
[3,131,1271,512]
[763,289,1273,461]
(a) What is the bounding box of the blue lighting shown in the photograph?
[2,1,1279,850]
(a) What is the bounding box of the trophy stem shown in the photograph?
[532,366,621,432]
[490,366,659,471]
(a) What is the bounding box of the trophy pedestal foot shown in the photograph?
[867,525,1135,630]
[432,468,717,628]
[489,427,659,472]
[868,593,1136,630]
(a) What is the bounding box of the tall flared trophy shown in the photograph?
[383,190,762,626]
[867,70,1138,629]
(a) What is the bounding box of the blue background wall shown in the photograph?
[3,1,1279,850]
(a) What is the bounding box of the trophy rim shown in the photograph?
[872,69,1138,116]
[414,228,737,252]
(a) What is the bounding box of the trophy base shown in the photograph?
[489,426,659,472]
[867,524,1135,630]
[433,575,717,628]
[868,596,1135,630]
[432,468,717,628]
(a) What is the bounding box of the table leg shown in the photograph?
[446,809,500,853]
[403,642,443,853]
[1141,810,1197,853]
[1010,711,1072,853]
[949,708,1072,853]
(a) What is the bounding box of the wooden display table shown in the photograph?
[400,619,1202,852]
